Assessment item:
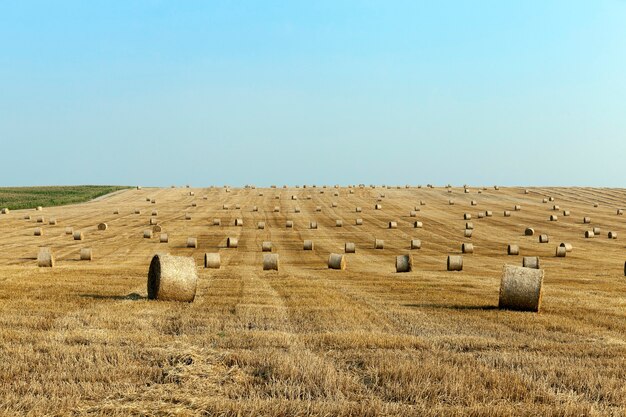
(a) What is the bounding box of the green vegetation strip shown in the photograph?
[0,186,129,210]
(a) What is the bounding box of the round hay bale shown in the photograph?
[291,195,298,200]
[504,211,511,217]
[24,215,31,220]
[508,244,520,255]
[1,208,9,214]
[36,206,43,211]
[464,213,472,220]
[235,218,243,226]
[465,222,474,230]
[294,207,301,213]
[328,253,346,270]
[204,253,221,268]
[449,199,455,205]
[331,202,338,208]
[223,204,229,210]
[160,234,169,243]
[549,197,554,202]
[617,209,624,215]
[147,254,197,302]
[485,211,493,217]
[375,239,384,249]
[410,211,418,217]
[414,221,423,228]
[227,237,238,248]
[213,218,221,226]
[152,210,158,216]
[186,237,197,248]
[143,230,153,239]
[555,246,566,257]
[549,215,558,222]
[593,227,601,235]
[355,218,363,225]
[593,203,599,208]
[263,253,279,271]
[303,240,314,250]
[471,200,478,206]
[286,220,294,228]
[552,205,559,211]
[252,206,258,212]
[464,188,470,193]
[153,225,162,233]
[447,255,463,271]
[262,241,272,252]
[80,248,93,261]
[191,202,197,207]
[464,229,473,238]
[420,200,426,206]
[539,234,549,243]
[185,213,192,220]
[559,242,573,252]
[388,221,398,229]
[462,243,474,254]
[97,222,108,231]
[514,205,521,211]
[413,206,421,212]
[524,227,535,236]
[563,210,570,216]
[345,242,356,253]
[36,216,44,223]
[73,231,84,241]
[336,219,343,227]
[356,207,362,213]
[34,228,43,236]
[37,248,54,267]
[396,255,413,273]
[316,206,322,212]
[65,227,73,235]
[522,256,540,269]
[310,221,318,229]
[585,230,595,238]
[113,209,119,215]
[135,209,141,214]
[498,264,543,312]
[48,218,57,225]
[410,239,421,249]
[257,221,265,229]
[274,206,280,212]
[583,217,591,224]
[477,212,484,219]
[375,204,382,210]
[608,231,618,239]
[150,218,157,225]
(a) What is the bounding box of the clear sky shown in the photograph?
[1,1,625,187]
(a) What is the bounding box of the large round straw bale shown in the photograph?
[328,253,346,270]
[447,189,452,194]
[539,234,549,243]
[617,209,624,215]
[185,213,192,220]
[37,248,54,267]
[160,234,169,243]
[285,220,294,228]
[345,242,356,253]
[514,205,522,211]
[34,228,43,236]
[559,242,573,252]
[36,206,43,211]
[465,222,474,230]
[274,206,280,212]
[485,211,493,217]
[375,239,384,249]
[498,264,543,312]
[135,209,141,214]
[608,231,618,239]
[522,256,540,269]
[252,206,258,212]
[462,243,474,254]
[396,255,413,273]
[152,210,158,216]
[464,188,470,193]
[355,218,363,225]
[464,213,472,220]
[96,222,108,231]
[504,211,511,217]
[310,221,318,229]
[508,244,520,255]
[593,203,599,208]
[413,206,421,211]
[410,239,421,249]
[1,208,9,214]
[414,221,423,228]
[464,229,473,238]
[585,230,594,238]
[471,200,478,206]
[549,197,554,202]
[335,219,343,227]
[549,215,558,222]
[222,204,229,210]
[388,221,398,229]
[262,241,272,252]
[36,216,44,223]
[235,218,243,226]
[593,227,601,235]
[449,199,455,205]
[552,205,559,211]
[186,237,197,248]
[24,215,31,220]
[525,189,530,194]
[420,200,426,206]
[583,217,591,224]
[227,237,238,248]
[80,248,93,261]
[257,221,265,229]
[143,230,153,239]
[291,195,297,200]
[356,207,362,213]
[410,211,418,217]
[447,255,463,271]
[524,227,534,236]
[150,218,157,225]
[65,227,73,235]
[477,212,484,219]
[303,240,314,250]
[73,231,84,240]
[555,246,566,257]
[192,202,197,207]
[316,206,322,212]
[204,253,220,268]
[212,218,221,226]
[48,218,57,225]
[563,210,570,216]
[294,207,301,213]
[375,204,382,210]
[153,225,162,233]
[147,254,197,302]
[113,209,119,215]
[263,253,279,271]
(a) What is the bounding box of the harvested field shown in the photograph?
[0,185,625,416]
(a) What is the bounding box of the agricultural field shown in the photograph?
[0,186,129,211]
[0,185,625,416]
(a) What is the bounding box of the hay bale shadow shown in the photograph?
[402,303,497,311]
[80,292,145,301]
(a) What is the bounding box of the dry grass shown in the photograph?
[0,185,625,416]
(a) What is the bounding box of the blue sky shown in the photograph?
[1,1,625,187]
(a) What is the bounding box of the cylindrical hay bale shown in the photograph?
[291,195,298,200]
[525,189,530,194]
[191,202,197,207]
[560,242,573,252]
[37,248,54,267]
[514,205,522,211]
[414,221,423,228]
[504,211,511,217]
[252,206,259,212]
[524,227,534,236]
[522,256,540,269]
[143,230,153,239]
[375,204,382,210]
[608,231,618,239]
[49,218,57,225]
[585,230,595,238]
[563,210,570,216]
[113,209,119,215]
[227,237,238,248]
[355,207,362,213]
[65,227,73,235]
[24,215,31,220]
[328,253,346,270]
[185,213,192,220]
[508,244,520,255]
[549,215,558,222]
[273,206,280,212]
[331,202,338,208]
[464,188,470,193]
[1,208,9,214]
[135,209,141,214]
[262,241,272,252]
[80,248,93,261]
[464,229,473,238]
[388,221,398,229]
[375,239,384,249]
[152,199,157,204]
[420,200,426,206]
[485,211,493,217]
[257,221,265,229]
[583,217,591,224]
[153,225,162,233]
[617,209,624,215]
[149,218,157,225]
[477,212,484,219]
[160,233,169,243]
[204,253,220,268]
[593,227,601,235]
[498,265,543,312]
[212,218,221,226]
[310,221,318,229]
[355,218,363,225]
[410,210,418,217]
[396,255,413,273]
[410,239,421,249]
[263,253,279,271]
[186,237,198,248]
[303,240,314,250]
[555,246,567,257]
[465,222,474,230]
[593,203,599,208]
[294,207,301,213]
[235,218,243,226]
[464,213,472,220]
[549,197,554,202]
[471,200,478,206]
[336,219,343,227]
[36,206,43,211]
[345,242,356,253]
[152,210,158,216]
[462,243,474,254]
[147,254,197,302]
[36,216,44,223]
[552,205,559,210]
[34,228,43,236]
[223,204,229,210]
[539,234,549,243]
[413,206,421,212]
[448,199,454,205]
[285,220,294,228]
[73,231,84,241]
[316,206,322,212]
[447,255,463,271]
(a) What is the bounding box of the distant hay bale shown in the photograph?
[522,256,540,269]
[464,188,470,193]
[292,195,298,200]
[252,206,258,212]
[235,218,243,226]
[223,204,229,210]
[147,254,197,302]
[375,204,382,210]
[257,221,265,230]
[1,208,9,214]
[514,205,521,211]
[549,197,554,202]
[524,227,535,236]
[498,264,543,312]
[504,211,511,217]
[36,216,44,223]
[160,234,169,243]
[37,248,54,267]
[191,202,197,207]
[477,212,484,219]
[465,222,474,230]
[485,211,493,217]
[464,229,473,238]
[49,218,57,225]
[549,215,558,222]
[494,186,500,190]
[508,244,520,255]
[151,199,156,204]
[345,242,356,253]
[449,199,455,205]
[113,209,119,215]
[36,206,43,211]
[185,213,192,220]
[563,210,570,216]
[355,218,363,225]
[542,198,548,203]
[24,215,31,220]
[462,243,474,254]
[135,209,141,214]
[413,206,421,211]
[388,221,398,229]
[552,205,559,211]
[555,246,566,257]
[617,209,624,215]
[420,200,426,206]
[152,210,158,216]
[204,253,221,268]
[213,218,221,226]
[471,200,478,206]
[262,241,272,252]
[608,231,618,239]
[98,223,108,230]
[328,253,346,270]
[80,248,93,261]
[274,206,280,212]
[396,255,413,273]
[65,227,73,235]
[375,239,384,249]
[447,255,463,271]
[227,237,238,248]
[73,231,84,240]
[186,237,197,248]
[559,242,573,252]
[286,220,294,228]
[583,217,591,224]
[410,210,418,217]
[333,192,339,197]
[593,227,601,235]
[153,225,162,233]
[316,206,322,212]
[356,207,362,213]
[303,240,314,250]
[593,203,599,208]
[310,221,318,229]
[464,213,472,220]
[331,202,338,208]
[294,207,301,213]
[585,230,595,238]
[335,219,343,227]
[539,234,549,243]
[263,253,279,271]
[150,218,157,225]
[34,228,43,236]
[414,221,423,228]
[410,239,421,249]
[143,230,153,239]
